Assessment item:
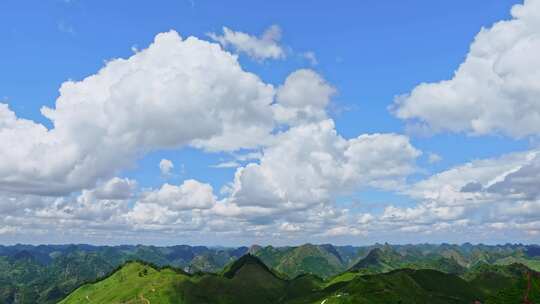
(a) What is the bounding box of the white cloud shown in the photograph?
[139,179,216,211]
[126,179,216,227]
[279,222,301,232]
[208,25,285,61]
[24,183,132,224]
[92,177,137,200]
[302,51,318,66]
[321,226,364,237]
[233,151,262,162]
[427,152,442,164]
[226,119,420,211]
[0,30,275,196]
[0,226,16,235]
[358,213,375,224]
[369,149,540,238]
[393,0,540,138]
[486,154,540,199]
[381,202,466,225]
[0,28,426,242]
[211,161,240,169]
[159,159,174,176]
[273,69,335,124]
[15,23,537,243]
[127,203,178,226]
[406,150,536,203]
[7,143,540,242]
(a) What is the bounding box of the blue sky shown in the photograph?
[1,0,539,245]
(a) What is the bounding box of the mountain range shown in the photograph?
[60,254,540,304]
[1,243,540,303]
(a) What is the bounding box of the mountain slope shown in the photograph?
[2,243,538,303]
[184,255,287,304]
[254,244,347,279]
[351,247,466,274]
[0,244,244,303]
[58,261,188,303]
[60,255,540,304]
[60,255,288,304]
[329,268,480,304]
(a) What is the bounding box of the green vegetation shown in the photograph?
[3,243,540,303]
[57,262,187,303]
[254,244,346,279]
[0,244,246,304]
[494,256,540,272]
[350,246,466,275]
[61,254,540,304]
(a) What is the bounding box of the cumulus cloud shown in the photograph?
[0,117,421,240]
[279,222,301,232]
[208,25,285,61]
[381,203,466,225]
[226,119,420,212]
[122,180,215,227]
[127,202,178,226]
[7,143,540,241]
[405,150,536,202]
[371,149,540,237]
[92,177,137,200]
[0,27,426,242]
[12,25,512,243]
[159,159,174,176]
[139,179,216,211]
[460,181,483,193]
[18,180,134,224]
[393,0,540,138]
[486,154,540,199]
[273,69,335,124]
[0,30,275,196]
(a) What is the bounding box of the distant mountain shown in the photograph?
[59,254,540,304]
[350,246,466,274]
[351,246,402,272]
[253,243,347,278]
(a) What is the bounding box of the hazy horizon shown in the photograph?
[2,241,539,248]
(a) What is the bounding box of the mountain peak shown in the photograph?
[248,244,262,254]
[350,247,400,271]
[222,254,275,279]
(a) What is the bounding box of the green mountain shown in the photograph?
[60,255,540,304]
[253,244,346,279]
[350,247,403,272]
[3,243,540,303]
[466,263,540,304]
[60,256,289,304]
[350,247,466,274]
[0,244,247,304]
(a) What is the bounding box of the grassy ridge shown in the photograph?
[59,262,187,303]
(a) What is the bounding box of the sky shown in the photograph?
[0,0,539,246]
